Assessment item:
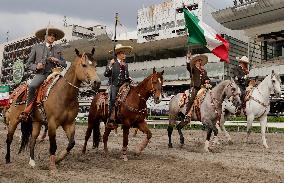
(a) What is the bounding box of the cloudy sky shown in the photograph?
[0,0,233,43]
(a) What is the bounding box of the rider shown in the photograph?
[185,52,210,118]
[233,56,249,112]
[19,26,67,121]
[104,44,133,129]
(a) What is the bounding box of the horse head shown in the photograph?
[149,68,164,104]
[269,70,282,97]
[222,79,241,106]
[74,48,101,91]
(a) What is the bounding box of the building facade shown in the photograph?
[212,0,284,78]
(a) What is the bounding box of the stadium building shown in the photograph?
[212,0,284,114]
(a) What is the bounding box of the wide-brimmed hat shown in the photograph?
[109,44,133,54]
[236,56,249,64]
[190,54,208,66]
[35,26,65,41]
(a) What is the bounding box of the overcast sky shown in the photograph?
[0,0,233,43]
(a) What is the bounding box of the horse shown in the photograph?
[82,92,138,153]
[245,70,282,148]
[168,80,241,152]
[82,92,108,153]
[5,48,100,174]
[92,68,164,161]
[167,88,239,148]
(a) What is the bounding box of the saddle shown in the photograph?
[9,73,62,107]
[187,87,208,120]
[178,92,188,108]
[244,79,257,102]
[116,83,132,106]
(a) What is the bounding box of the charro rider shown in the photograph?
[19,26,67,121]
[185,52,210,118]
[233,56,250,112]
[104,44,133,129]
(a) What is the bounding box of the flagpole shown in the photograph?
[113,13,119,59]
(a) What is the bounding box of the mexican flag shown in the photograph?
[184,8,230,63]
[0,85,10,107]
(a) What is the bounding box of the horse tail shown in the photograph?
[18,117,32,154]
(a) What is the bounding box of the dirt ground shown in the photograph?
[0,122,284,183]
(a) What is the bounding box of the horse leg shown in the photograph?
[211,125,219,147]
[29,121,41,168]
[177,118,187,148]
[204,128,212,152]
[103,127,112,156]
[167,125,174,148]
[48,122,58,173]
[135,121,152,155]
[5,120,19,163]
[220,118,232,144]
[121,125,130,161]
[92,121,101,150]
[39,123,48,142]
[56,122,75,164]
[82,121,94,154]
[259,115,269,148]
[246,114,254,143]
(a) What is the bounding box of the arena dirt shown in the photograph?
[0,122,283,183]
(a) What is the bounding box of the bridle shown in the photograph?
[137,75,162,102]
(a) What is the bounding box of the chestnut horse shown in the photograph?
[97,68,164,161]
[5,48,100,174]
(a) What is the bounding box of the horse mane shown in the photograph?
[136,74,152,88]
[210,80,231,102]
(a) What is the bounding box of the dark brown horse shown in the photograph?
[98,68,164,161]
[82,92,108,153]
[5,48,100,174]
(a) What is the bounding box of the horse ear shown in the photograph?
[91,47,95,56]
[75,48,80,56]
[153,67,156,73]
[161,70,164,75]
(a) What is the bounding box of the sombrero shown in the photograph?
[236,56,249,64]
[109,44,133,54]
[190,54,208,66]
[35,26,65,41]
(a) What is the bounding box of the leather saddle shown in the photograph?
[9,73,61,106]
[187,87,208,120]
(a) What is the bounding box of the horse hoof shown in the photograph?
[5,159,11,164]
[228,140,233,145]
[263,144,269,149]
[168,144,173,148]
[121,154,128,161]
[93,147,99,153]
[82,149,86,154]
[92,145,96,149]
[29,158,36,168]
[204,148,210,153]
[179,144,184,148]
[49,168,58,176]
